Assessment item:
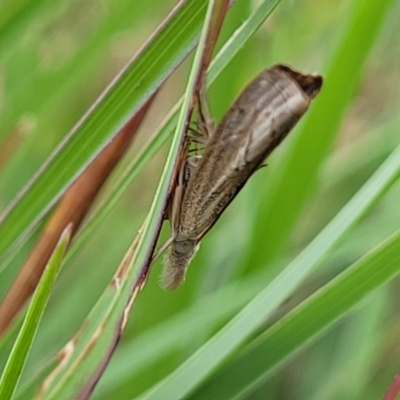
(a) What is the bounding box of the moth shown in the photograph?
[162,64,323,290]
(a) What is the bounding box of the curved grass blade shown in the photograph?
[192,229,400,399]
[94,269,270,397]
[136,141,400,400]
[246,0,397,268]
[0,0,209,262]
[308,291,387,400]
[0,225,70,400]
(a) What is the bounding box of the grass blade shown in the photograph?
[0,225,70,400]
[193,229,400,399]
[246,0,396,267]
[137,140,400,400]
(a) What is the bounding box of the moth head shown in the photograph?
[275,64,323,99]
[173,239,196,254]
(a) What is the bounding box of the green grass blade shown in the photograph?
[308,291,387,400]
[0,0,208,262]
[137,141,400,400]
[246,0,396,267]
[0,226,70,400]
[94,271,269,397]
[193,229,400,399]
[35,2,224,398]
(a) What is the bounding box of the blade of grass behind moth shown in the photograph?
[33,2,228,399]
[64,0,280,266]
[38,230,145,400]
[20,266,279,399]
[136,135,400,400]
[162,0,229,216]
[245,0,397,269]
[0,0,210,263]
[94,267,272,398]
[195,0,229,89]
[307,291,387,400]
[0,225,71,400]
[191,228,400,400]
[0,96,155,338]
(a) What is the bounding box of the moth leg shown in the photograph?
[165,134,189,221]
[195,86,216,144]
[151,236,174,263]
[184,155,202,185]
[187,127,206,142]
[168,146,189,227]
[256,163,268,171]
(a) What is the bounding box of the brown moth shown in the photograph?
[162,64,323,290]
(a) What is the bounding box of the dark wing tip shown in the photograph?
[274,64,323,99]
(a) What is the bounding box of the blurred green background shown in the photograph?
[1,0,400,399]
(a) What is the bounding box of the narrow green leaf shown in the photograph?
[309,291,387,400]
[246,0,397,267]
[0,225,70,400]
[95,271,269,397]
[193,229,400,399]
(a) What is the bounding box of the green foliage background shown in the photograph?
[1,0,400,399]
